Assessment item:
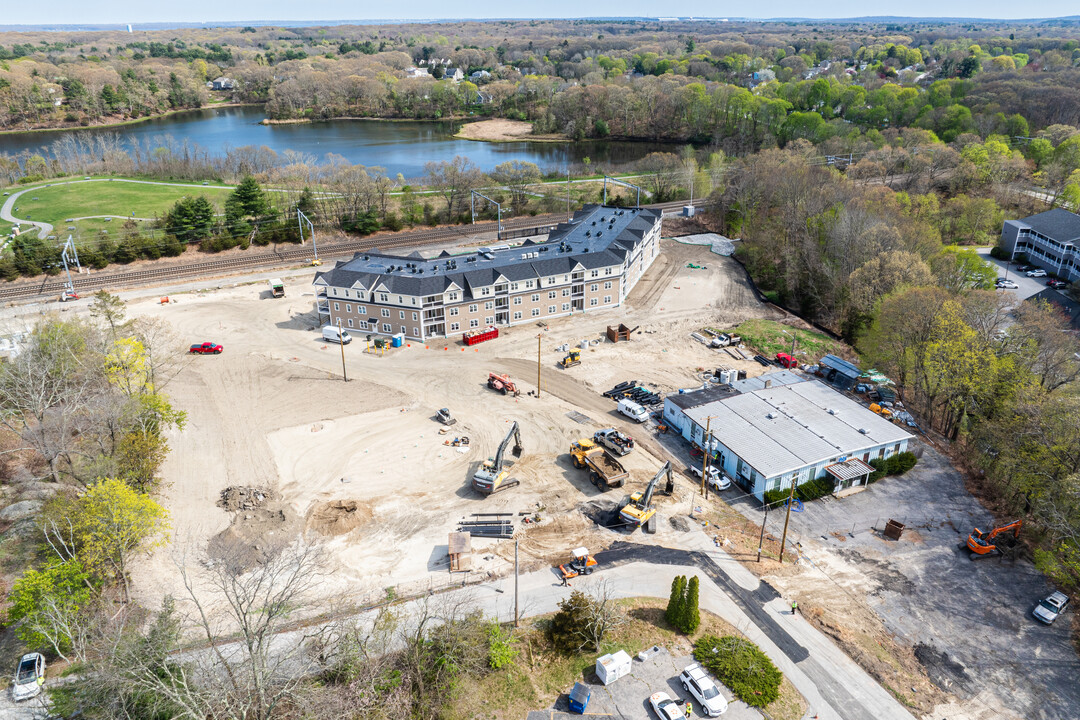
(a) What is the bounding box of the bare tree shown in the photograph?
[425,156,485,219]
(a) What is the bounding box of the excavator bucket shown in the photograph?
[512,442,522,458]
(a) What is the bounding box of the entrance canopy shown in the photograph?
[824,458,874,490]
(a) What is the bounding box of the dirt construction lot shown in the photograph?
[761,444,1080,720]
[130,239,782,606]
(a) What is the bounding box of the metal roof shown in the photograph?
[314,205,660,299]
[728,369,805,393]
[824,458,874,481]
[819,354,861,378]
[666,384,738,411]
[683,380,913,479]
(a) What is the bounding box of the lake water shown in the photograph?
[0,105,663,178]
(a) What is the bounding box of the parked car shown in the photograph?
[649,691,684,720]
[1033,591,1070,624]
[1047,279,1068,289]
[11,652,45,701]
[1015,264,1032,272]
[59,290,80,302]
[689,464,731,491]
[679,663,729,716]
[189,342,223,354]
[1026,268,1047,277]
[995,279,1019,289]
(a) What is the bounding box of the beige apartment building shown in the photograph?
[313,204,663,341]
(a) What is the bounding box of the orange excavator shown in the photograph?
[965,520,1022,560]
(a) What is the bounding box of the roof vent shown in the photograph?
[858,428,869,434]
[596,231,603,237]
[766,412,777,420]
[585,230,591,237]
[827,408,839,415]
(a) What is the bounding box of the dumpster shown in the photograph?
[883,519,905,540]
[391,333,404,348]
[568,682,591,714]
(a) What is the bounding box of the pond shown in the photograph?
[0,105,667,178]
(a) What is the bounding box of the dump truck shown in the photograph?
[472,421,523,494]
[269,278,285,298]
[570,439,628,491]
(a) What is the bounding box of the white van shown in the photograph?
[617,398,648,423]
[322,326,352,344]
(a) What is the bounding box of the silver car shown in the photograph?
[1033,591,1069,624]
[12,652,45,701]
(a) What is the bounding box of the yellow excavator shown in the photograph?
[619,461,671,533]
[559,348,582,369]
[472,421,523,495]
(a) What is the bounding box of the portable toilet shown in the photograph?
[595,650,632,685]
[391,333,404,348]
[568,681,591,713]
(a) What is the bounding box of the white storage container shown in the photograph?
[595,650,632,685]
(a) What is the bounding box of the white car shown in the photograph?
[12,652,45,701]
[1033,591,1070,624]
[689,464,731,491]
[680,663,729,716]
[1026,268,1047,277]
[649,691,684,720]
[995,279,1018,289]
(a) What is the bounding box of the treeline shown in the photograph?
[706,142,1080,591]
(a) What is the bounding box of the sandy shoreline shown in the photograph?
[454,118,568,143]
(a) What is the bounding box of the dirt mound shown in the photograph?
[306,500,373,537]
[219,486,272,512]
[668,515,692,532]
[207,506,298,573]
[581,498,623,528]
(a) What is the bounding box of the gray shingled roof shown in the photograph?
[316,205,660,299]
[1015,209,1080,243]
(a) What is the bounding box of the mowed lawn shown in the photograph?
[11,179,233,227]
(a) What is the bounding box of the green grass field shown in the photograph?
[11,178,232,228]
[733,319,852,364]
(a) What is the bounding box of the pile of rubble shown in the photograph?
[218,486,272,512]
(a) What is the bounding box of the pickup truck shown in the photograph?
[594,428,635,456]
[689,463,731,491]
[189,342,223,354]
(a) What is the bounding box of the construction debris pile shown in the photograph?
[218,486,271,512]
[602,380,663,408]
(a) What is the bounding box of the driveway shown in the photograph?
[769,443,1080,720]
[976,248,1064,301]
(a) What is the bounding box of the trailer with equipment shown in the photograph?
[472,421,523,494]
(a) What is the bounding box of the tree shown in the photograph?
[7,560,93,661]
[166,195,216,243]
[44,478,169,600]
[425,156,485,219]
[548,583,627,653]
[89,290,127,338]
[230,175,271,217]
[666,575,686,626]
[931,247,997,292]
[679,576,701,634]
[490,160,541,210]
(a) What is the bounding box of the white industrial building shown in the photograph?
[663,374,914,501]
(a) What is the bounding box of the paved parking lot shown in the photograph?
[977,248,1067,301]
[526,647,761,720]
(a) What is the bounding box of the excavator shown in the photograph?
[558,349,582,369]
[472,421,523,495]
[965,520,1022,560]
[619,461,672,533]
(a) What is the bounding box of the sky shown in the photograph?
[1,1,1077,25]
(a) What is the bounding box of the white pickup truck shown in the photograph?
[688,464,731,491]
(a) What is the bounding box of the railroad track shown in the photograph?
[0,200,701,303]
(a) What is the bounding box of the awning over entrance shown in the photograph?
[825,458,874,494]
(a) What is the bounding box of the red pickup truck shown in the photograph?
[189,342,223,354]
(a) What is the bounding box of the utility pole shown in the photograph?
[700,416,715,499]
[536,334,542,398]
[566,167,571,221]
[514,539,520,628]
[778,479,797,564]
[336,318,348,382]
[757,503,770,562]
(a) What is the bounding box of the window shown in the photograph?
[358,306,366,315]
[382,323,391,333]
[379,293,389,302]
[590,284,598,292]
[397,296,403,304]
[562,289,570,297]
[470,319,480,328]
[484,301,494,310]
[513,311,522,320]
[603,295,611,304]
[513,297,522,305]
[412,312,418,321]
[333,302,340,311]
[381,309,390,318]
[447,292,459,301]
[525,279,535,289]
[412,327,418,336]
[450,322,460,331]
[591,270,599,278]
[400,325,406,334]
[532,308,540,317]
[347,318,354,328]
[548,305,557,313]
[605,268,613,276]
[448,307,459,317]
[531,294,540,302]
[561,303,570,311]
[345,304,352,313]
[604,281,612,289]
[343,290,350,298]
[549,291,557,299]
[399,311,405,320]
[510,282,519,291]
[590,298,598,306]
[468,304,478,313]
[479,287,491,296]
[485,316,494,324]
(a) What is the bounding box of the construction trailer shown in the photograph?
[472,421,523,494]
